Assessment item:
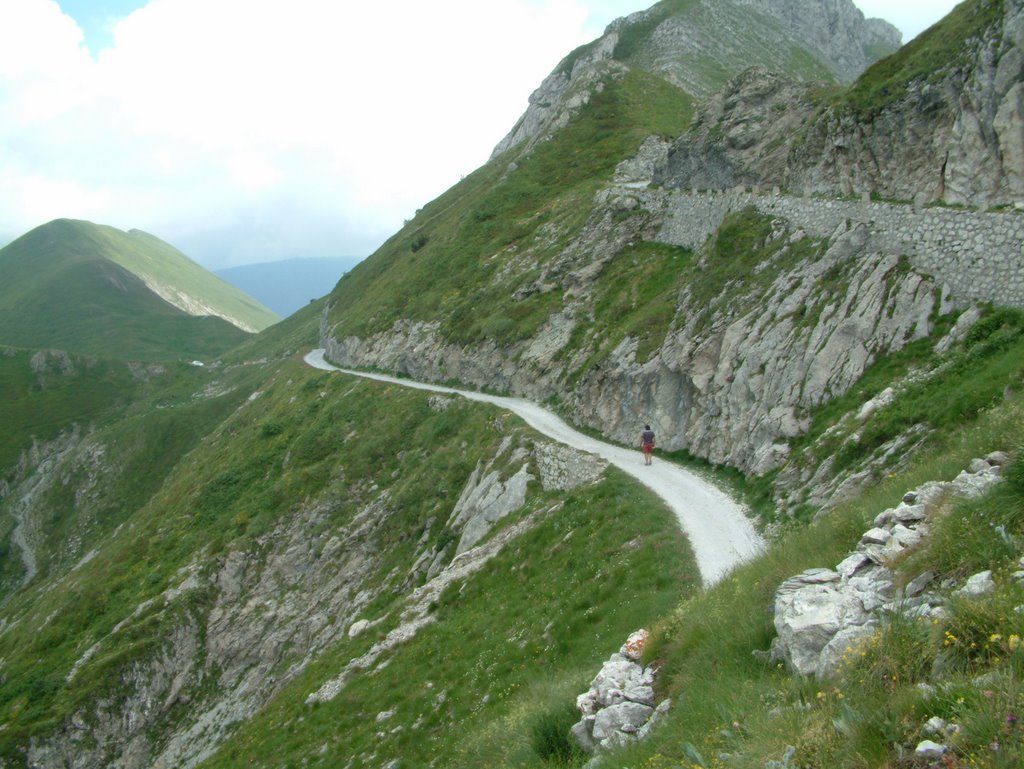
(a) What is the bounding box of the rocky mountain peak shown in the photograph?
[732,0,902,80]
[492,0,901,159]
[653,0,1024,209]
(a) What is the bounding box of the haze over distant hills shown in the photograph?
[216,256,363,318]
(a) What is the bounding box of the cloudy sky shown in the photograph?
[1,0,961,268]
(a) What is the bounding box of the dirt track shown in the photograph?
[305,349,764,586]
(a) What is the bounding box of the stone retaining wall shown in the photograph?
[653,190,1024,308]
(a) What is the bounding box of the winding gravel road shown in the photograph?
[305,349,764,586]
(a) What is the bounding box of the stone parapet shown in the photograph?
[655,190,1024,308]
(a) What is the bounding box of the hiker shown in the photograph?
[640,424,655,465]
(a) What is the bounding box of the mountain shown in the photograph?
[491,0,900,158]
[655,0,1023,207]
[0,219,279,361]
[2,2,1024,769]
[215,256,362,317]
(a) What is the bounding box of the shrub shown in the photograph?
[260,421,284,438]
[529,701,584,765]
[410,233,429,252]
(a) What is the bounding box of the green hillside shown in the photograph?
[0,219,276,361]
[0,347,156,475]
[328,69,694,347]
[0,322,697,766]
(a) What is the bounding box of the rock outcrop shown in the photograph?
[571,630,671,755]
[790,0,1024,207]
[732,0,901,82]
[655,2,1024,209]
[771,453,1009,678]
[653,68,818,191]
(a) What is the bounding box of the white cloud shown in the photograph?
[853,0,961,41]
[0,0,967,265]
[0,0,594,264]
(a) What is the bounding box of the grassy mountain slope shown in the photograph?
[0,305,698,767]
[95,225,279,332]
[327,69,693,348]
[0,347,149,473]
[0,219,274,360]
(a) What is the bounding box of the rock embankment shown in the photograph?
[653,190,1024,309]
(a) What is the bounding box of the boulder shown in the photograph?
[915,740,948,760]
[905,571,936,598]
[773,575,871,676]
[572,630,665,753]
[955,571,996,598]
[592,702,655,741]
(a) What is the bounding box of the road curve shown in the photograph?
[304,349,764,586]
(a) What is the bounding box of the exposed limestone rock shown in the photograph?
[955,570,997,598]
[448,459,532,555]
[29,348,76,377]
[771,456,1007,678]
[916,740,949,760]
[570,224,938,474]
[654,67,818,192]
[2,427,88,588]
[615,136,671,187]
[572,630,669,755]
[490,40,622,159]
[731,0,901,82]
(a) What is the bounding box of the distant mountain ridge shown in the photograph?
[216,256,362,318]
[0,219,277,361]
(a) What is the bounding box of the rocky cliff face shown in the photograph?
[323,182,970,485]
[733,0,902,81]
[657,0,1024,209]
[653,67,818,191]
[790,0,1024,207]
